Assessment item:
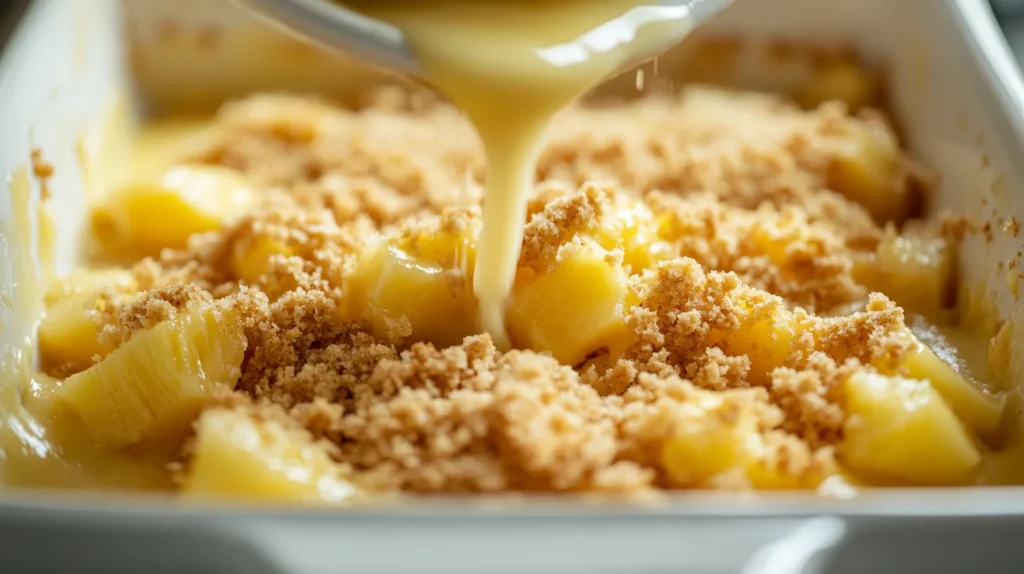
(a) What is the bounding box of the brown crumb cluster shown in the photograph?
[101,85,931,493]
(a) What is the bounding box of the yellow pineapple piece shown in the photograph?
[38,269,137,375]
[92,165,256,258]
[507,241,631,366]
[595,199,672,273]
[183,409,358,503]
[827,118,905,222]
[405,223,476,267]
[902,335,1006,436]
[839,371,981,484]
[747,452,846,491]
[737,313,795,378]
[661,394,759,486]
[57,304,247,449]
[750,222,793,270]
[745,462,823,490]
[43,268,136,306]
[863,230,954,314]
[39,294,114,375]
[796,61,878,110]
[711,303,797,383]
[351,231,477,348]
[750,216,824,280]
[231,236,295,283]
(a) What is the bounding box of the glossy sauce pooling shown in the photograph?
[345,0,695,348]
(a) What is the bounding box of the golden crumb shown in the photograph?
[30,148,54,201]
[96,283,213,349]
[520,183,609,272]
[80,85,941,493]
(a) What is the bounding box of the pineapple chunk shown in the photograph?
[92,165,256,258]
[796,61,878,110]
[507,242,631,365]
[729,316,795,381]
[839,371,981,484]
[351,235,477,348]
[43,268,136,306]
[231,235,295,283]
[183,409,358,503]
[862,231,954,314]
[750,222,796,270]
[827,118,905,222]
[595,199,672,273]
[661,394,758,486]
[38,269,137,375]
[903,336,1006,436]
[57,304,247,449]
[39,294,114,375]
[745,462,824,490]
[711,304,796,383]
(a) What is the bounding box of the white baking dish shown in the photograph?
[3,0,1024,572]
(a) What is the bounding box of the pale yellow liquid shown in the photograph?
[1,167,174,492]
[346,0,695,348]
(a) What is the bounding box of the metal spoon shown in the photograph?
[228,0,735,78]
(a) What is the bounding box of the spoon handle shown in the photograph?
[227,0,422,76]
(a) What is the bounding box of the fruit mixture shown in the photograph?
[33,68,1012,501]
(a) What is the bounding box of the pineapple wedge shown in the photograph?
[745,461,825,490]
[38,268,137,375]
[594,198,672,273]
[839,371,981,484]
[862,231,954,314]
[351,235,477,348]
[719,312,796,383]
[231,235,295,284]
[57,304,247,449]
[827,117,906,222]
[661,393,759,486]
[709,302,796,383]
[183,409,358,503]
[43,267,137,306]
[92,165,256,258]
[903,335,1006,437]
[39,294,115,375]
[507,241,631,366]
